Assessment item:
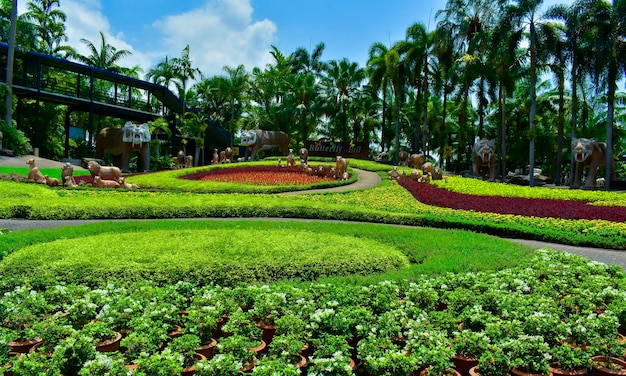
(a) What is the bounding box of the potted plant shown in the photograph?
[62,297,98,328]
[194,353,243,376]
[78,352,128,376]
[589,335,626,374]
[30,318,75,355]
[250,357,301,376]
[182,305,219,358]
[215,334,260,368]
[135,348,184,376]
[10,351,62,376]
[548,343,590,376]
[452,330,490,376]
[264,333,306,367]
[506,335,551,376]
[50,332,98,375]
[407,329,456,376]
[80,320,121,352]
[358,335,420,375]
[308,351,355,376]
[166,333,205,371]
[120,318,169,363]
[471,344,512,376]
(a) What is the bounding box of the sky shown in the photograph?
[19,0,571,80]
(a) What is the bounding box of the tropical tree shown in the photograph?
[290,42,327,76]
[367,42,396,153]
[146,56,182,93]
[23,0,74,57]
[76,31,131,73]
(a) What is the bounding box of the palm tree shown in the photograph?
[222,64,249,149]
[500,0,545,187]
[290,42,327,76]
[23,0,74,57]
[76,31,132,73]
[367,42,393,152]
[584,0,626,190]
[146,56,181,93]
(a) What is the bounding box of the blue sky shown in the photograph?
[19,0,569,80]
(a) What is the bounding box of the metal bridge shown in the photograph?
[0,43,229,158]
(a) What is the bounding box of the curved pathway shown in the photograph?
[0,163,624,270]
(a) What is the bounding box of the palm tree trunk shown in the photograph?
[570,56,579,187]
[499,85,507,182]
[528,23,537,187]
[555,74,565,186]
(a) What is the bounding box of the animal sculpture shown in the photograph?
[61,162,77,186]
[287,149,297,167]
[93,176,120,188]
[299,148,309,165]
[26,158,46,184]
[409,153,425,168]
[96,122,151,172]
[399,151,409,166]
[119,177,139,189]
[571,138,616,189]
[388,166,400,180]
[219,147,232,163]
[44,175,60,187]
[472,139,496,181]
[335,156,348,180]
[87,161,122,182]
[240,130,290,160]
[185,155,193,168]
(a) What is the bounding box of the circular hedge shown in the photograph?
[0,229,409,287]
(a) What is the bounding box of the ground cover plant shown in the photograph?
[0,219,532,287]
[0,160,625,249]
[0,166,91,181]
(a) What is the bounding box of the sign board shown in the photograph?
[303,140,370,159]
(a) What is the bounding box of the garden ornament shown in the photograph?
[44,175,60,187]
[26,158,46,184]
[61,162,77,186]
[211,149,219,165]
[287,149,297,167]
[409,153,425,168]
[335,156,348,180]
[93,176,120,188]
[185,155,193,168]
[299,148,308,165]
[240,129,290,161]
[388,166,400,180]
[119,177,139,189]
[87,161,122,182]
[422,162,433,174]
[219,147,232,163]
[63,175,76,187]
[96,122,151,172]
[410,169,421,181]
[174,150,185,169]
[399,151,409,166]
[472,139,496,181]
[571,138,616,189]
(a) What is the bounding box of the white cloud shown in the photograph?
[152,0,277,77]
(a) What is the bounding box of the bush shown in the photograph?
[0,120,31,155]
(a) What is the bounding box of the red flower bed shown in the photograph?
[397,178,626,222]
[181,165,337,186]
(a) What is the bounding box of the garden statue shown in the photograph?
[185,155,193,168]
[422,162,433,174]
[211,149,219,165]
[409,153,425,168]
[375,151,389,162]
[26,158,46,184]
[410,169,421,181]
[63,175,77,187]
[571,138,616,189]
[472,139,496,181]
[399,151,409,166]
[240,129,290,160]
[173,150,185,169]
[87,161,122,182]
[44,175,60,187]
[432,167,443,181]
[96,122,151,172]
[299,148,308,165]
[119,177,139,189]
[388,166,400,180]
[335,156,348,180]
[93,176,120,188]
[316,165,326,177]
[277,158,283,167]
[219,147,232,163]
[61,162,77,186]
[287,149,297,167]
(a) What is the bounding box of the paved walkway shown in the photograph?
[1,156,624,270]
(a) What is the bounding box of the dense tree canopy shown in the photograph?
[1,0,625,184]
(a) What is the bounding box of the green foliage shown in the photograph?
[0,120,31,155]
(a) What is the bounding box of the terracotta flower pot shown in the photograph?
[8,338,42,353]
[452,354,479,376]
[549,362,588,376]
[95,331,122,352]
[510,366,551,376]
[195,338,218,359]
[590,356,626,376]
[257,321,277,346]
[181,353,206,376]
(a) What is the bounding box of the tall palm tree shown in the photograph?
[290,42,327,76]
[500,0,545,187]
[367,42,393,152]
[222,64,249,149]
[584,0,626,190]
[146,56,181,93]
[76,31,132,73]
[24,0,74,57]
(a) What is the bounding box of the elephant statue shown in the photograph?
[472,139,496,181]
[96,122,151,172]
[240,129,290,161]
[572,138,616,189]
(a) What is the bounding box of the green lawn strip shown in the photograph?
[0,219,532,287]
[125,160,358,193]
[0,166,91,180]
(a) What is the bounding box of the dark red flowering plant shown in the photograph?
[181,165,340,186]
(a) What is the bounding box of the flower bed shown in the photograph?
[398,178,626,222]
[2,250,626,374]
[181,165,338,185]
